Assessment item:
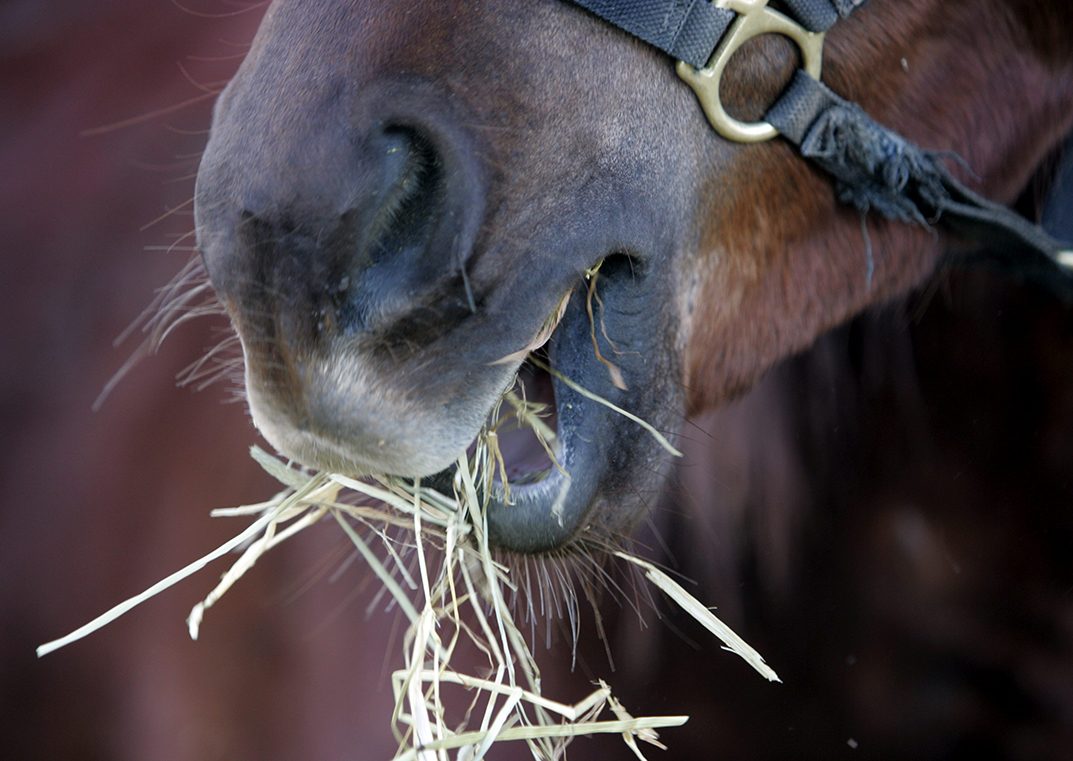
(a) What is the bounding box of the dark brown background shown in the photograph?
[2,3,398,759]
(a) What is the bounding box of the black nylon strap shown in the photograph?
[776,0,867,31]
[566,0,734,68]
[566,0,858,59]
[1042,133,1073,245]
[774,0,837,30]
[767,71,1069,263]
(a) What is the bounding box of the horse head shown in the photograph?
[194,0,1073,553]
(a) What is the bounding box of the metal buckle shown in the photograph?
[676,0,825,143]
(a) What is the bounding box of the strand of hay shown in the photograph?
[38,380,777,759]
[526,356,683,458]
[584,262,628,391]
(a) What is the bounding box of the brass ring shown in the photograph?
[677,0,825,143]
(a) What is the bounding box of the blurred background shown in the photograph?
[3,2,1072,760]
[1,2,401,759]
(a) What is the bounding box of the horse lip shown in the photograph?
[237,284,570,482]
[251,400,460,477]
[489,422,566,500]
[482,367,606,552]
[482,309,610,552]
[413,302,598,553]
[481,251,681,554]
[244,354,483,478]
[420,355,577,543]
[243,247,654,553]
[483,445,576,552]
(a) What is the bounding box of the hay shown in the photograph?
[584,262,628,391]
[526,356,682,459]
[38,372,777,759]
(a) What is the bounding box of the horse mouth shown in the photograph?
[237,249,676,556]
[489,357,561,489]
[420,359,575,553]
[428,253,671,555]
[421,312,588,555]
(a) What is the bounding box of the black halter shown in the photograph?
[565,0,1073,275]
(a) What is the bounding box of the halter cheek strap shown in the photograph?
[565,0,1073,275]
[566,0,862,66]
[562,0,735,69]
[767,71,1069,264]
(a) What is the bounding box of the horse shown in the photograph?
[12,0,1072,759]
[188,0,1073,757]
[195,0,1073,553]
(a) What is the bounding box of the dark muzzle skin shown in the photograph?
[196,76,515,477]
[193,0,706,553]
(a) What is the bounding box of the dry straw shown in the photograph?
[40,346,777,759]
[38,447,776,758]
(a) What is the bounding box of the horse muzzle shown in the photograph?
[194,84,523,477]
[191,3,690,553]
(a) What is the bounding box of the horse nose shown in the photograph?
[197,122,476,347]
[194,104,497,477]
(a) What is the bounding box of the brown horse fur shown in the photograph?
[684,0,1073,410]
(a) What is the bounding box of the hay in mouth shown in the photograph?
[40,270,777,759]
[490,357,562,491]
[38,382,776,761]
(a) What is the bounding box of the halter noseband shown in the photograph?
[565,0,1073,275]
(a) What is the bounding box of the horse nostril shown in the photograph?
[367,126,445,266]
[197,111,481,365]
[328,125,456,335]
